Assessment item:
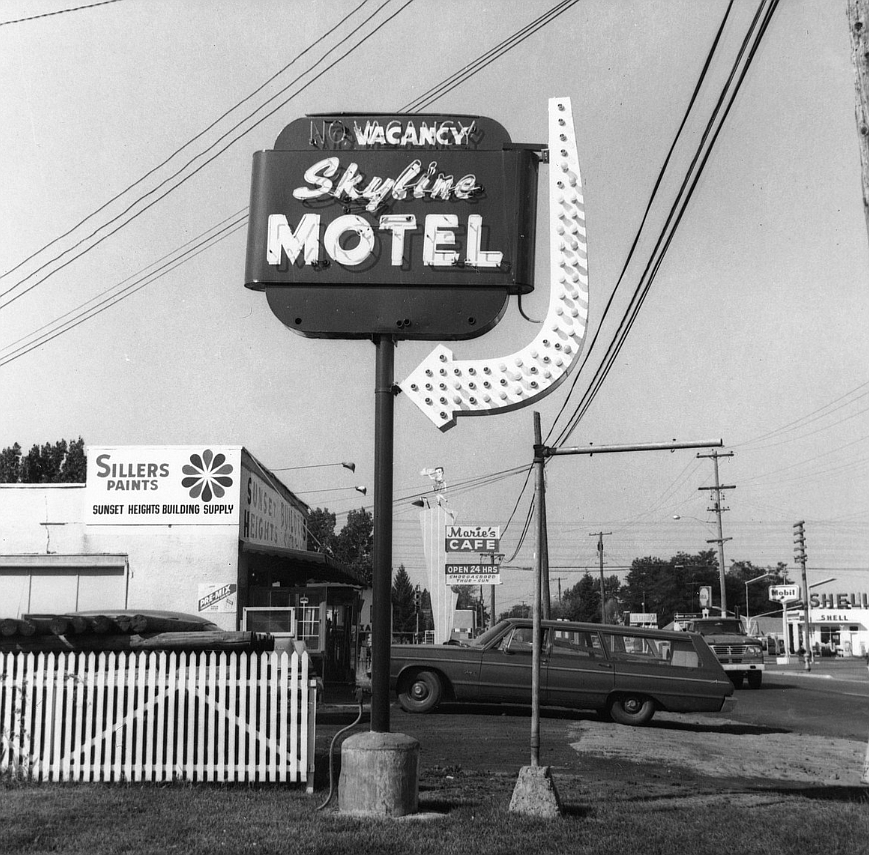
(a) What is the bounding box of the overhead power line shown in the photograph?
[0,209,249,367]
[735,377,869,450]
[546,0,736,446]
[0,0,124,27]
[550,0,779,448]
[401,0,580,113]
[0,0,583,372]
[0,0,407,310]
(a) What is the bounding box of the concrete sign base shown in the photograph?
[339,731,420,817]
[509,765,563,818]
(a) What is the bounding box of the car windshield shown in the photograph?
[465,620,514,648]
[695,620,744,634]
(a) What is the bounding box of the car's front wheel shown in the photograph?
[609,694,655,726]
[747,672,762,689]
[397,669,443,713]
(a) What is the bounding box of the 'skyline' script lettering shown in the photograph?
[292,157,481,212]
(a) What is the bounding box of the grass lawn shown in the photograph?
[3,768,868,855]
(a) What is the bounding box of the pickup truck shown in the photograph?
[679,617,764,689]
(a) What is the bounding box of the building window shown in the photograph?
[243,607,296,637]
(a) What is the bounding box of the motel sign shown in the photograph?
[245,113,538,340]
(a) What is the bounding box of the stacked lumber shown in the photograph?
[0,611,273,654]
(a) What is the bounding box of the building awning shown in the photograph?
[240,542,365,586]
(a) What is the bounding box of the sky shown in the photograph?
[1,0,867,617]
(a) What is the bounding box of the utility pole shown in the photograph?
[794,521,812,672]
[525,418,722,771]
[539,455,551,620]
[530,412,546,766]
[589,531,612,623]
[697,450,734,615]
[847,0,869,245]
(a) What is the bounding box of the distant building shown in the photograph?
[0,445,365,681]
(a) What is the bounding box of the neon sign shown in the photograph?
[245,113,538,340]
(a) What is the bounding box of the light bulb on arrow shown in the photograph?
[398,97,589,431]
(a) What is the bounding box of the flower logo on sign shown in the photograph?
[182,450,234,502]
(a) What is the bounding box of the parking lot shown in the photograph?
[318,656,869,792]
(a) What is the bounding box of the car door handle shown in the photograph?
[597,662,613,670]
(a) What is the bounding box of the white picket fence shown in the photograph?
[0,650,317,788]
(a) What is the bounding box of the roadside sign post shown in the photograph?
[246,104,581,817]
[531,413,545,767]
[769,585,800,664]
[527,432,725,768]
[794,521,812,671]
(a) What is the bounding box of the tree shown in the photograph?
[392,565,417,635]
[306,507,337,553]
[1,437,86,483]
[498,603,531,621]
[453,585,489,631]
[0,443,21,483]
[727,560,789,619]
[557,572,621,623]
[621,551,719,625]
[418,588,434,634]
[62,438,86,482]
[333,507,374,585]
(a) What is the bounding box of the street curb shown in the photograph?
[766,670,869,683]
[766,670,833,679]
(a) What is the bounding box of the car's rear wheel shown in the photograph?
[397,669,443,713]
[609,694,655,726]
[747,672,762,689]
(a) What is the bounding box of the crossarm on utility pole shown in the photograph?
[548,439,723,458]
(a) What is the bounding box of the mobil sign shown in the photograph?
[769,585,800,603]
[244,113,538,340]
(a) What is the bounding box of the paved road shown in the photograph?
[319,657,869,778]
[728,660,869,742]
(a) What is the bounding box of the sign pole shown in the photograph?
[531,411,545,767]
[370,333,395,733]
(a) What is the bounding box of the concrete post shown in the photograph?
[339,731,420,817]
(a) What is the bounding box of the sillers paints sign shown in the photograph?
[85,446,241,525]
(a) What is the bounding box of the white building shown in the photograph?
[755,592,869,658]
[0,445,365,681]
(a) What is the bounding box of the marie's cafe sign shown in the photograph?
[245,113,539,340]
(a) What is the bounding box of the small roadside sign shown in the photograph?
[445,564,502,585]
[698,586,711,608]
[198,583,237,613]
[769,585,800,603]
[444,524,500,553]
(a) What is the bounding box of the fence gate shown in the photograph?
[0,649,316,789]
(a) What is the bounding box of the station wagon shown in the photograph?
[390,618,735,726]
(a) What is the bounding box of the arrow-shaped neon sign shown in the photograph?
[398,98,588,431]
